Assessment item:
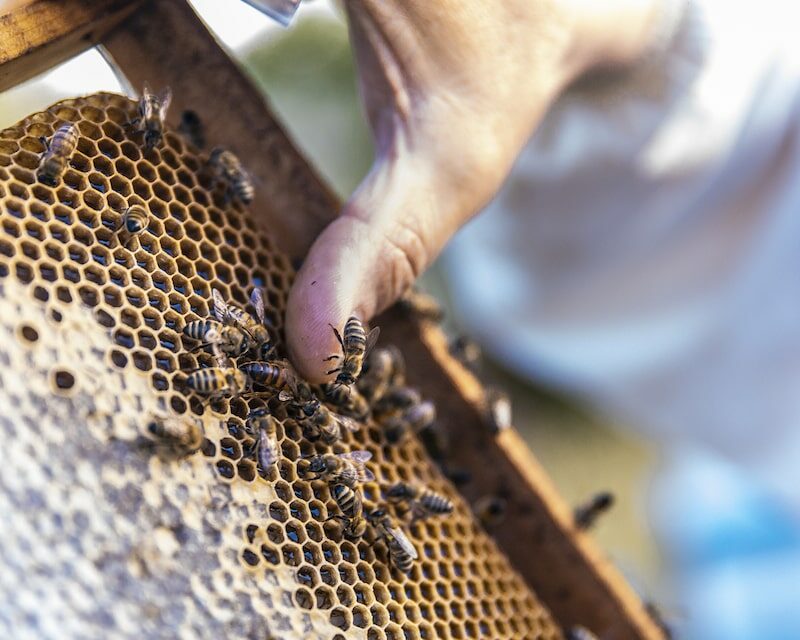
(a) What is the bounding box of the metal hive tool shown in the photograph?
[0,93,563,640]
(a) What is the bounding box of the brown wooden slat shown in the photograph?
[377,308,665,640]
[101,0,340,261]
[0,0,141,92]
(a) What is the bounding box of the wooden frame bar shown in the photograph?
[378,310,664,639]
[0,0,141,92]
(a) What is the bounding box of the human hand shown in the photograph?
[286,0,661,381]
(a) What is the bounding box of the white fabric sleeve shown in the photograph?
[442,0,800,512]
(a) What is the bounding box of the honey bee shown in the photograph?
[239,360,298,401]
[381,400,436,444]
[385,481,454,522]
[325,316,380,390]
[131,82,172,150]
[246,407,280,471]
[37,123,78,186]
[146,415,204,456]
[566,626,599,640]
[182,319,250,358]
[178,109,205,149]
[357,345,405,403]
[328,483,368,539]
[367,508,418,575]
[448,334,482,374]
[372,386,422,421]
[116,204,149,249]
[212,288,273,360]
[185,366,249,401]
[289,397,360,444]
[473,495,507,529]
[483,387,512,434]
[305,450,374,488]
[397,287,444,323]
[322,382,370,420]
[209,147,254,204]
[573,491,615,530]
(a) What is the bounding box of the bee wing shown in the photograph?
[337,450,375,482]
[158,86,173,119]
[335,414,362,434]
[258,427,280,467]
[364,326,381,356]
[211,288,228,322]
[250,287,266,324]
[385,523,418,559]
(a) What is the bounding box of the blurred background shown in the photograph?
[7,1,788,637]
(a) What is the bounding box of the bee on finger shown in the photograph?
[146,415,203,456]
[182,319,250,359]
[295,397,361,445]
[327,483,368,539]
[573,491,615,530]
[322,382,370,420]
[368,508,418,575]
[324,316,380,391]
[130,82,172,150]
[212,288,274,360]
[566,626,599,640]
[239,359,298,401]
[116,204,149,249]
[382,400,436,444]
[185,366,249,401]
[386,481,453,522]
[37,123,78,186]
[209,147,254,204]
[357,345,405,403]
[304,450,374,488]
[246,407,280,472]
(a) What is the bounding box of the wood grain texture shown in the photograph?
[376,308,666,640]
[0,0,140,92]
[101,0,340,261]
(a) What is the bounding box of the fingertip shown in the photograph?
[285,217,373,383]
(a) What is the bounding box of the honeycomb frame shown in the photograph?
[0,93,563,639]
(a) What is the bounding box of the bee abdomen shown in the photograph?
[343,317,367,351]
[234,178,254,204]
[240,362,286,388]
[389,543,414,574]
[183,319,218,340]
[420,490,453,515]
[331,484,359,518]
[186,369,220,393]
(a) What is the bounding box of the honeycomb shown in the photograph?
[0,93,562,640]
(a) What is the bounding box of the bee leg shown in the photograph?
[329,324,345,350]
[323,355,339,362]
[38,136,49,151]
[325,367,342,376]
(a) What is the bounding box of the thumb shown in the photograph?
[286,152,447,382]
